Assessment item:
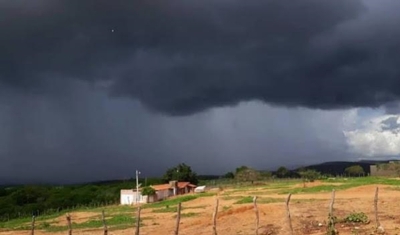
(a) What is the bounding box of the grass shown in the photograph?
[172,212,200,218]
[278,184,346,194]
[0,192,215,231]
[152,204,208,213]
[323,176,400,185]
[88,205,134,214]
[221,195,245,200]
[143,192,215,209]
[278,177,400,194]
[181,212,200,218]
[0,213,65,230]
[233,196,285,204]
[152,207,178,213]
[45,214,149,232]
[0,213,145,232]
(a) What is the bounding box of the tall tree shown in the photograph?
[298,169,321,183]
[163,163,199,184]
[344,165,365,176]
[235,166,249,174]
[223,172,235,179]
[235,167,261,184]
[276,166,289,178]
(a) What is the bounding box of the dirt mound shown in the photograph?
[259,224,282,235]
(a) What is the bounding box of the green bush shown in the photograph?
[141,186,156,196]
[343,212,369,223]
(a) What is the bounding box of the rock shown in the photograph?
[318,223,323,227]
[354,226,360,230]
[377,226,385,234]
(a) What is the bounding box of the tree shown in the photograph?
[235,167,261,184]
[141,186,156,196]
[163,163,199,184]
[344,165,365,177]
[223,172,235,179]
[298,169,321,183]
[141,186,156,203]
[276,166,289,178]
[260,171,272,179]
[235,166,249,174]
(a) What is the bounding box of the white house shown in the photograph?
[120,189,147,205]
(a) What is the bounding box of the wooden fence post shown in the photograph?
[212,197,219,235]
[31,215,35,235]
[327,189,336,235]
[286,193,293,235]
[374,187,385,233]
[102,210,108,235]
[253,196,259,235]
[374,187,380,228]
[135,206,141,235]
[175,202,182,235]
[66,213,72,235]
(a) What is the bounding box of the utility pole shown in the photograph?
[136,170,141,204]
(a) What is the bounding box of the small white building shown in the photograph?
[120,189,147,205]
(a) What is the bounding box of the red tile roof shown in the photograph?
[149,184,171,191]
[140,181,197,191]
[178,182,197,188]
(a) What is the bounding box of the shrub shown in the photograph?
[343,212,369,224]
[141,186,156,196]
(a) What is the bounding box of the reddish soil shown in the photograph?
[2,183,400,235]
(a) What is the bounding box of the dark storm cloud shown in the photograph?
[3,0,400,116]
[0,90,353,183]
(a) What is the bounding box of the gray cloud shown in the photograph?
[0,87,353,183]
[1,0,400,183]
[4,0,399,116]
[381,116,400,132]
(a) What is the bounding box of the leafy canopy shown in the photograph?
[276,166,289,178]
[235,166,261,182]
[163,163,198,185]
[344,165,365,176]
[298,169,321,182]
[141,186,156,196]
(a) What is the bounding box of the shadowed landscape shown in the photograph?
[2,162,400,234]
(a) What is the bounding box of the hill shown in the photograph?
[298,160,392,176]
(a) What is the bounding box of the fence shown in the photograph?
[25,187,385,235]
[0,200,120,222]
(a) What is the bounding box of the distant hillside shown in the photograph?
[298,160,392,176]
[198,175,221,180]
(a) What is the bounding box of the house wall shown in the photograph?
[177,186,195,195]
[370,165,399,177]
[178,187,187,195]
[120,190,147,205]
[156,189,170,201]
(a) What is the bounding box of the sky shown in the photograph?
[1,0,400,183]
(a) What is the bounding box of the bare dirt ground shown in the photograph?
[2,182,400,235]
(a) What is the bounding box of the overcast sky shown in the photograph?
[2,0,400,183]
